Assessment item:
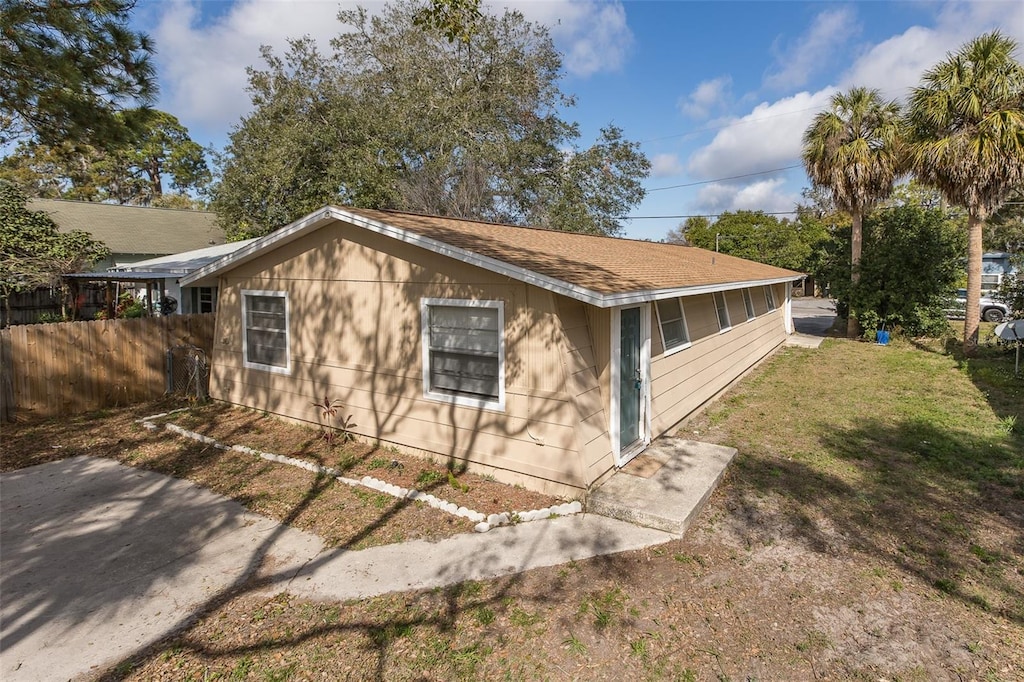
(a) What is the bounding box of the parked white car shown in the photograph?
[944,289,1011,323]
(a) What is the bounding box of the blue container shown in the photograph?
[876,330,890,345]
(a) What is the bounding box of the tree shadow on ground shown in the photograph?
[83,461,638,681]
[726,414,1023,625]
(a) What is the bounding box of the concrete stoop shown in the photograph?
[587,438,737,535]
[785,333,826,348]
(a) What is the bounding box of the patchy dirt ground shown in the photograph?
[94,484,1022,682]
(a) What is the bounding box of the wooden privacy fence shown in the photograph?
[1,314,215,422]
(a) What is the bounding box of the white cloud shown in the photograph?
[838,1,1024,99]
[683,0,1024,220]
[150,0,634,146]
[650,153,683,178]
[503,0,633,77]
[151,0,350,138]
[764,7,859,91]
[687,89,835,179]
[678,76,733,119]
[694,178,798,215]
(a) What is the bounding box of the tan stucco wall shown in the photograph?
[210,221,589,495]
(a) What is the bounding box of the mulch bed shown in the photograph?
[2,399,564,550]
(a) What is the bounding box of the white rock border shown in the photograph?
[137,411,582,532]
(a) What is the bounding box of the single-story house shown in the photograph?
[29,199,226,269]
[183,206,803,496]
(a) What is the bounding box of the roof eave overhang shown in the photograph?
[181,206,804,307]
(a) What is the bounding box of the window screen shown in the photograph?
[244,292,288,370]
[426,304,500,401]
[742,288,756,321]
[656,298,689,351]
[713,291,731,330]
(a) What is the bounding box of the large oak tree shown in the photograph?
[212,1,649,239]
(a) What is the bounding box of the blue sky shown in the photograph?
[135,0,1023,240]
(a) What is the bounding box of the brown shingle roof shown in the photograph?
[182,205,802,305]
[344,207,801,295]
[29,199,225,256]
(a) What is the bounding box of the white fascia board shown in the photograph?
[180,207,337,286]
[600,275,805,308]
[181,204,804,307]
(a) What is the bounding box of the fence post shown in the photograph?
[1,329,13,422]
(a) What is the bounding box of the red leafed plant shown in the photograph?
[310,395,357,446]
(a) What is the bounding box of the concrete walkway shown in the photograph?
[1,436,735,681]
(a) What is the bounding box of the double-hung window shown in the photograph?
[422,299,504,410]
[764,286,777,311]
[242,290,290,373]
[656,297,690,354]
[192,286,217,314]
[713,291,731,332]
[742,288,756,321]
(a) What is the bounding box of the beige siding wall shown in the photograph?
[210,222,588,494]
[649,286,786,436]
[584,306,611,419]
[556,296,614,487]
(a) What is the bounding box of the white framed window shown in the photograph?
[742,288,756,321]
[192,286,217,314]
[713,291,731,332]
[421,298,505,410]
[655,297,691,355]
[242,290,290,374]
[764,285,777,311]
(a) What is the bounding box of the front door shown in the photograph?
[619,306,642,452]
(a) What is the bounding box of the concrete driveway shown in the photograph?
[791,297,837,336]
[0,452,702,680]
[0,456,323,682]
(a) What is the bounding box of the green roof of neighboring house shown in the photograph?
[28,199,225,257]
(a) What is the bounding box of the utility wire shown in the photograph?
[624,210,800,220]
[647,164,802,192]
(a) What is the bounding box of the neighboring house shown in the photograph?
[982,252,1019,293]
[101,239,258,314]
[29,199,225,268]
[183,206,802,496]
[7,199,229,322]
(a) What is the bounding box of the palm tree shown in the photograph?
[802,88,903,338]
[906,31,1024,354]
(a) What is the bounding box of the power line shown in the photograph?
[647,164,802,192]
[624,210,799,220]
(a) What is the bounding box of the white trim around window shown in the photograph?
[713,291,732,333]
[421,298,505,411]
[742,288,756,322]
[241,289,291,374]
[654,296,691,356]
